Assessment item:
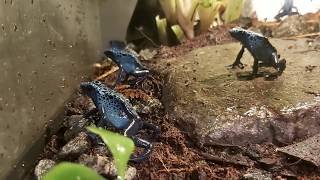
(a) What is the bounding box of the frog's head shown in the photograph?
[80,81,106,102]
[229,27,247,42]
[104,48,118,62]
[104,40,126,64]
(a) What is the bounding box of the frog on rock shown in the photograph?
[104,41,150,88]
[80,81,160,162]
[228,27,286,79]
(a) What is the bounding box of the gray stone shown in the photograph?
[154,39,320,146]
[92,145,112,157]
[277,133,320,166]
[59,132,90,157]
[63,115,90,141]
[272,15,319,38]
[139,48,157,61]
[133,98,163,114]
[34,159,56,180]
[78,154,136,180]
[242,169,272,180]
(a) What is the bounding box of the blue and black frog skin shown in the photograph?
[227,27,286,79]
[80,81,160,162]
[104,41,150,88]
[274,0,299,21]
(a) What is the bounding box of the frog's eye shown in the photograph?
[80,82,93,91]
[104,50,114,58]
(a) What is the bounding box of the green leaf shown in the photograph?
[223,0,243,23]
[159,0,177,24]
[171,25,185,41]
[155,15,169,45]
[198,0,221,32]
[87,127,135,180]
[200,0,213,8]
[43,162,105,180]
[175,0,196,39]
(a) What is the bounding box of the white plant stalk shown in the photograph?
[155,15,169,45]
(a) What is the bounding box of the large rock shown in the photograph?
[34,159,56,180]
[59,132,91,158]
[78,154,136,180]
[272,14,320,38]
[155,39,320,146]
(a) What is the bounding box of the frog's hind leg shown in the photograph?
[130,136,153,163]
[227,46,245,69]
[124,120,158,163]
[251,58,259,77]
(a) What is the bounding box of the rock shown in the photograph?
[91,145,111,157]
[132,97,163,114]
[277,133,320,166]
[272,14,319,38]
[59,132,90,158]
[242,169,272,180]
[258,158,278,169]
[63,115,90,141]
[139,48,157,61]
[154,39,320,146]
[78,154,136,180]
[34,159,56,180]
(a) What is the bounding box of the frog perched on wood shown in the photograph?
[227,27,286,79]
[104,41,150,88]
[80,81,160,162]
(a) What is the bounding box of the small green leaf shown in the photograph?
[155,15,169,45]
[43,162,105,180]
[171,25,185,41]
[200,0,212,8]
[159,0,177,24]
[223,0,243,23]
[198,0,221,32]
[87,127,135,180]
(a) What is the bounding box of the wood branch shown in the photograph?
[94,66,119,80]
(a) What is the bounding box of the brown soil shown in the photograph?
[154,25,235,60]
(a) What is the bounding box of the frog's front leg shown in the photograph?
[227,46,245,69]
[113,68,127,88]
[132,69,149,77]
[131,69,150,85]
[292,6,299,13]
[85,118,106,145]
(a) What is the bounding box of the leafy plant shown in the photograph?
[156,15,169,45]
[175,0,199,39]
[223,0,244,23]
[158,0,177,24]
[158,0,198,40]
[43,128,135,180]
[198,0,222,32]
[156,0,244,43]
[43,162,105,180]
[87,127,135,180]
[171,25,185,41]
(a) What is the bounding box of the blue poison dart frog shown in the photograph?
[104,41,149,88]
[80,81,160,162]
[274,0,299,20]
[228,27,286,78]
